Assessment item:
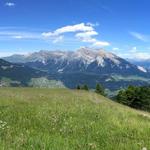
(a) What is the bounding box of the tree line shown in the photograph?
[76,83,105,96]
[116,85,150,112]
[77,84,150,112]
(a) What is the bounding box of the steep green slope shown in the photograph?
[0,88,149,150]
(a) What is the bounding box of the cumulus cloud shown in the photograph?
[5,2,15,7]
[52,35,64,43]
[130,32,149,42]
[0,23,110,47]
[86,22,100,27]
[75,31,98,43]
[55,23,94,34]
[76,31,98,38]
[42,23,110,47]
[42,23,94,37]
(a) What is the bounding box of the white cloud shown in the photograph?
[55,23,94,34]
[52,35,64,43]
[12,35,23,39]
[130,32,149,42]
[0,23,110,48]
[42,23,110,47]
[42,32,53,37]
[132,52,150,60]
[5,2,15,7]
[0,52,14,57]
[121,52,150,60]
[130,46,137,53]
[112,47,119,51]
[0,31,41,40]
[86,22,99,27]
[129,47,150,60]
[117,47,150,60]
[76,31,98,37]
[75,31,98,43]
[42,23,94,37]
[92,41,110,47]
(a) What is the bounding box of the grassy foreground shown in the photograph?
[0,88,150,150]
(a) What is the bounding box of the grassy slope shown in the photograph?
[0,88,150,150]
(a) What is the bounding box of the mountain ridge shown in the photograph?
[2,48,150,91]
[3,47,148,75]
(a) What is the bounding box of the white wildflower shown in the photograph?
[0,120,7,130]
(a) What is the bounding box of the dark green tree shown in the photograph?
[116,86,150,112]
[76,85,81,90]
[82,84,89,91]
[95,83,105,95]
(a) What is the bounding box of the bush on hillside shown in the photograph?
[81,84,89,91]
[116,86,150,112]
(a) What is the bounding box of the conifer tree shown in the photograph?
[76,85,81,90]
[95,83,105,95]
[82,84,89,91]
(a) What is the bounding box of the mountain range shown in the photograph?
[1,47,150,94]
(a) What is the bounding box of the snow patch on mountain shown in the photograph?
[137,66,147,73]
[2,47,150,76]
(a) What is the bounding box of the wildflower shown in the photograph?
[88,143,97,149]
[0,120,7,130]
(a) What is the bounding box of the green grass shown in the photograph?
[0,88,150,150]
[28,77,65,88]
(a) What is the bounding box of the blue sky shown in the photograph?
[0,0,150,59]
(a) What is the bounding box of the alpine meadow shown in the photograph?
[0,88,150,149]
[0,0,150,149]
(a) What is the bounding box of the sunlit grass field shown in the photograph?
[0,88,150,150]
